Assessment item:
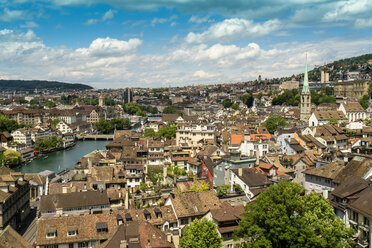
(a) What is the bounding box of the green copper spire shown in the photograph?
[302,52,309,93]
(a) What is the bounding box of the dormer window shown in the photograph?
[144,209,151,220]
[46,226,56,238]
[67,225,78,236]
[154,208,162,219]
[46,232,56,238]
[116,214,124,225]
[96,222,108,234]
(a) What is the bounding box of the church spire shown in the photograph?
[302,52,309,93]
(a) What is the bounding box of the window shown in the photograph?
[46,232,56,238]
[68,230,77,236]
[78,242,89,248]
[352,211,358,222]
[363,216,369,226]
[181,218,189,225]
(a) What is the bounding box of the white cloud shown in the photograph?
[0,8,27,22]
[102,9,116,21]
[76,37,142,57]
[151,15,177,27]
[0,28,371,88]
[84,18,98,25]
[20,21,39,28]
[185,18,282,43]
[188,15,212,24]
[355,18,372,28]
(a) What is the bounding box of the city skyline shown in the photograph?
[1,0,372,88]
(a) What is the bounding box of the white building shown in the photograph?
[56,120,74,135]
[308,110,348,127]
[338,102,367,122]
[176,125,215,147]
[11,129,32,147]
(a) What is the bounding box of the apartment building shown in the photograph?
[176,125,216,147]
[0,167,30,231]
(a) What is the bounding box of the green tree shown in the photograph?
[359,94,369,109]
[163,106,182,114]
[157,125,177,139]
[216,184,231,197]
[50,118,61,128]
[3,150,22,166]
[180,218,222,248]
[0,116,19,133]
[234,181,354,248]
[328,117,338,125]
[222,98,232,108]
[241,93,254,107]
[44,100,56,108]
[110,118,131,130]
[263,116,288,134]
[231,103,240,110]
[144,128,156,137]
[95,120,112,134]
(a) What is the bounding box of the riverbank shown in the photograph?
[14,140,110,174]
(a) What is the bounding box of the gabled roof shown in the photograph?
[303,161,344,179]
[0,225,32,248]
[341,102,365,112]
[169,190,220,218]
[332,176,369,199]
[313,110,347,121]
[230,134,244,145]
[348,186,372,220]
[333,156,372,184]
[231,168,271,187]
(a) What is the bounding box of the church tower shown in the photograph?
[300,53,311,121]
[99,94,105,107]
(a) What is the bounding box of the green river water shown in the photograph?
[14,140,110,174]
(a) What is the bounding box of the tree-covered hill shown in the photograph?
[0,80,93,91]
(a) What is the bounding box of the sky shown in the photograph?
[1,0,372,89]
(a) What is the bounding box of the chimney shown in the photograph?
[238,167,243,177]
[120,240,128,248]
[256,151,260,166]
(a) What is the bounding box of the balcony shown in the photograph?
[360,223,370,232]
[349,219,358,226]
[357,239,369,248]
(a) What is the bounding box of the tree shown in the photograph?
[163,106,182,114]
[144,128,156,137]
[3,150,22,166]
[234,181,354,248]
[263,116,288,134]
[95,120,112,134]
[44,100,56,108]
[180,218,222,248]
[231,103,240,110]
[156,125,177,139]
[328,117,338,125]
[241,93,254,107]
[110,118,131,130]
[222,98,232,108]
[50,118,61,128]
[359,94,369,109]
[0,116,19,133]
[216,184,231,197]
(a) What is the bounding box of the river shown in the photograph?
[14,140,110,174]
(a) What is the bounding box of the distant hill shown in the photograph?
[0,80,93,91]
[307,53,372,81]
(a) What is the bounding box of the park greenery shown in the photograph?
[263,116,289,134]
[144,125,177,139]
[234,181,354,248]
[222,98,233,108]
[35,135,63,151]
[95,118,131,134]
[180,218,222,248]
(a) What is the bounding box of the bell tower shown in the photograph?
[300,53,311,121]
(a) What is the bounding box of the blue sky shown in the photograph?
[1,0,372,89]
